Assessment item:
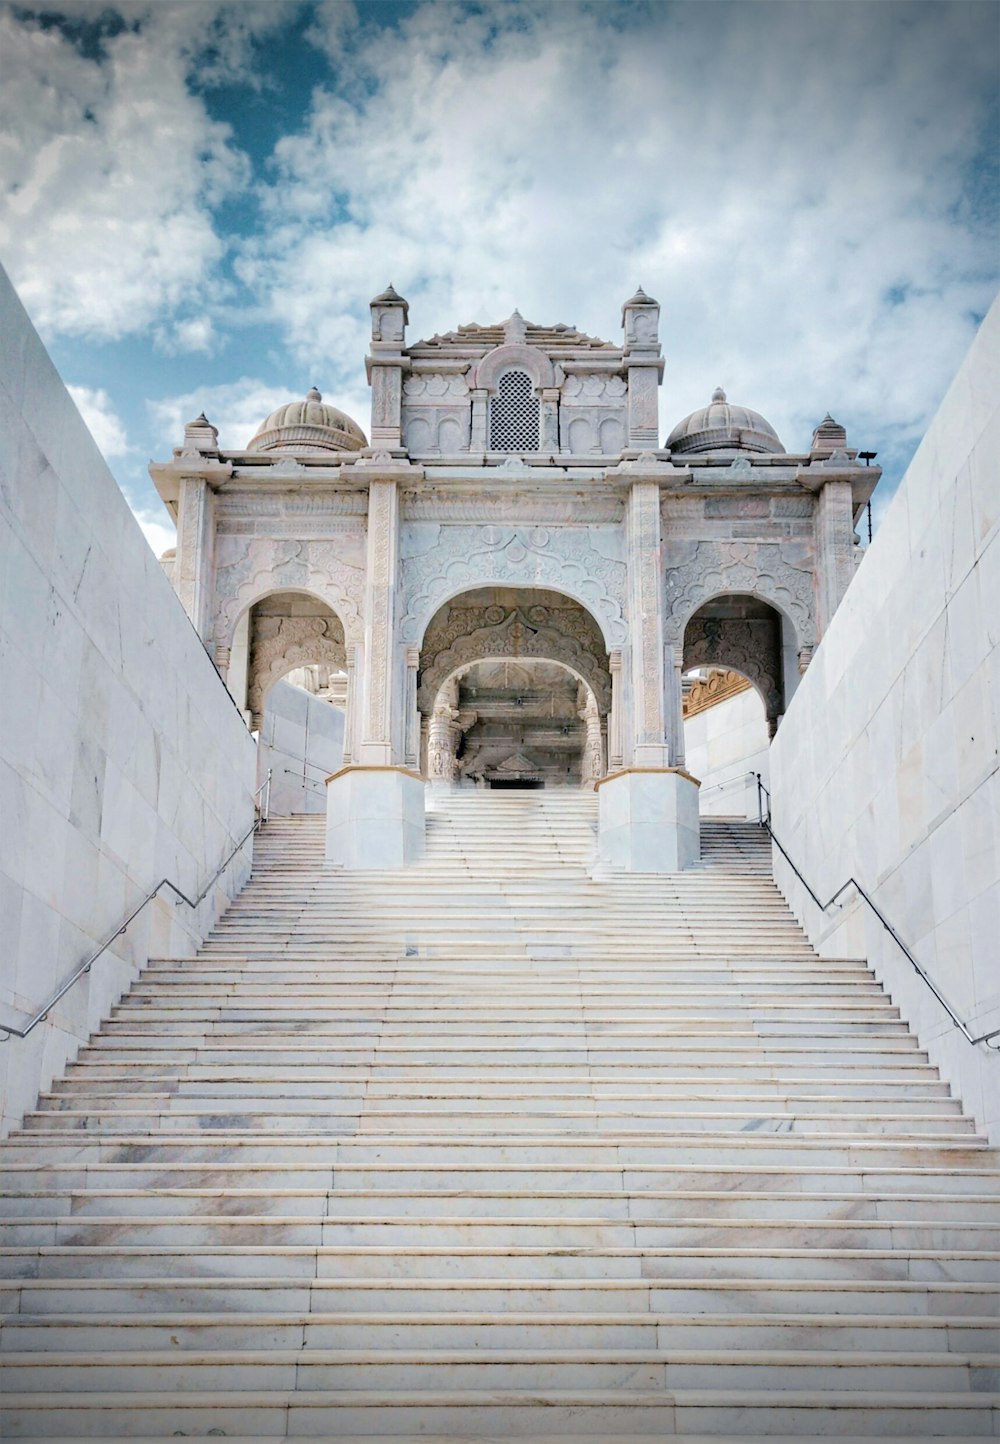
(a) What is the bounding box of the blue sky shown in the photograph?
[1,0,997,556]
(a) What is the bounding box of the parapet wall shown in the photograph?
[0,265,258,1135]
[770,297,1000,1140]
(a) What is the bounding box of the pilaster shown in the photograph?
[814,479,857,636]
[360,479,400,764]
[621,287,664,452]
[367,284,409,450]
[627,479,670,767]
[174,475,216,640]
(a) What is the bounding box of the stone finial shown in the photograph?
[711,386,727,404]
[811,413,848,455]
[306,386,322,402]
[503,310,527,344]
[182,412,219,454]
[621,285,660,350]
[370,283,408,343]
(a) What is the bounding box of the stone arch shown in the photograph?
[399,528,628,649]
[681,594,786,735]
[664,541,813,655]
[417,587,611,718]
[212,538,365,654]
[243,591,348,729]
[470,342,556,392]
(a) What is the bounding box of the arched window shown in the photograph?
[489,369,540,451]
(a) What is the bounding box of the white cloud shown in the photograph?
[147,375,369,453]
[0,3,280,340]
[241,0,998,470]
[130,506,177,561]
[66,383,130,458]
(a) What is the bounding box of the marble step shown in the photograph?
[6,1162,995,1194]
[2,1386,998,1438]
[5,1187,995,1221]
[5,1274,996,1317]
[3,1215,995,1251]
[3,1346,997,1392]
[4,1309,996,1353]
[4,1244,998,1282]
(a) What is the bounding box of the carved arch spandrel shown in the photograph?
[212,537,365,650]
[418,605,611,715]
[664,540,814,650]
[247,616,347,725]
[682,618,783,723]
[400,525,628,648]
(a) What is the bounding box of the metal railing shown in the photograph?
[752,774,999,1051]
[0,772,272,1043]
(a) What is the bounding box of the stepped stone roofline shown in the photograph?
[410,318,618,352]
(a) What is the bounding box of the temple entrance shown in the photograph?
[417,586,611,789]
[682,593,792,739]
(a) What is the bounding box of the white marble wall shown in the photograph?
[770,297,1000,1141]
[259,680,345,815]
[685,687,770,819]
[0,265,258,1136]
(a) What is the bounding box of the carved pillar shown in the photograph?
[667,648,685,770]
[341,642,361,766]
[427,683,461,786]
[578,687,604,786]
[174,475,216,640]
[627,480,669,767]
[540,387,560,452]
[213,645,231,682]
[360,481,400,765]
[470,388,488,450]
[625,367,660,451]
[403,646,420,770]
[814,480,857,637]
[608,650,624,770]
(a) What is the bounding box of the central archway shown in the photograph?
[416,586,612,788]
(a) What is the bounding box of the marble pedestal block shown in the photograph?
[596,768,700,872]
[325,767,426,869]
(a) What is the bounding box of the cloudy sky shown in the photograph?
[1,0,997,556]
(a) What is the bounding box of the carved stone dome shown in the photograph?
[247,388,367,454]
[666,387,784,455]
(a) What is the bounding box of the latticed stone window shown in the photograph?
[489,370,540,451]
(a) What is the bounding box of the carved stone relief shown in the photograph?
[400,524,628,647]
[418,601,611,715]
[664,540,815,649]
[683,617,783,727]
[247,615,347,727]
[212,535,365,649]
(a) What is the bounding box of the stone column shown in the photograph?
[403,646,420,770]
[341,642,361,766]
[360,479,400,765]
[578,688,604,786]
[540,388,560,452]
[608,650,624,770]
[174,475,216,640]
[666,647,686,770]
[627,480,669,767]
[427,700,461,788]
[814,479,857,637]
[470,388,488,451]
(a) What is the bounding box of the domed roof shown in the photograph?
[247,388,367,454]
[666,387,784,455]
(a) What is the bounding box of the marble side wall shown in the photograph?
[770,297,1000,1141]
[684,687,770,819]
[0,265,258,1136]
[259,681,345,815]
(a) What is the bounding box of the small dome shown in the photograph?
[666,387,783,455]
[247,388,367,454]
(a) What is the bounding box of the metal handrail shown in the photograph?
[281,767,327,793]
[754,773,999,1050]
[699,771,758,799]
[0,771,272,1043]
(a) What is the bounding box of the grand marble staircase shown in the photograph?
[1,790,998,1440]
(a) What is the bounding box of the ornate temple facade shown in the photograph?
[150,287,879,868]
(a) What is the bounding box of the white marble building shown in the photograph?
[151,287,879,871]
